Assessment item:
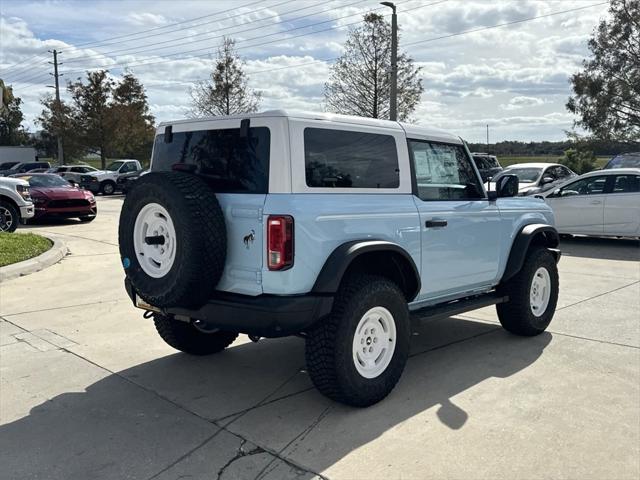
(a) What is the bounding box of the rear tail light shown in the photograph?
[267,215,294,271]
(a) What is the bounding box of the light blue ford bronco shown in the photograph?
[119,111,560,407]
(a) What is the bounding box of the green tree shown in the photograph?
[68,70,114,168]
[559,148,597,175]
[324,13,423,121]
[189,37,261,117]
[110,73,155,161]
[567,0,640,141]
[36,95,84,161]
[0,82,29,146]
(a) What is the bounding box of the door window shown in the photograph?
[559,176,608,197]
[612,175,640,193]
[303,128,399,188]
[408,140,483,201]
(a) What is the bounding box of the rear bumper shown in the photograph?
[124,278,333,338]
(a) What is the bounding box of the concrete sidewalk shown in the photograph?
[1,196,638,480]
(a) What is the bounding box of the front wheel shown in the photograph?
[497,247,559,336]
[0,201,19,232]
[153,314,238,355]
[305,275,410,407]
[79,215,96,223]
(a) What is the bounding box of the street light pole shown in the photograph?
[381,2,397,121]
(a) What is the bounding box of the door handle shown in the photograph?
[425,219,448,228]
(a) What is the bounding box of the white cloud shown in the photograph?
[0,0,609,142]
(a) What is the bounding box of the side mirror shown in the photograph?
[541,175,554,184]
[496,174,519,198]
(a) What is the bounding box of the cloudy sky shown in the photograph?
[1,0,609,142]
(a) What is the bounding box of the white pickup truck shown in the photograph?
[79,159,142,195]
[0,177,35,232]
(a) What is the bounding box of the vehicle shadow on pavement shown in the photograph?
[0,318,552,479]
[560,236,640,261]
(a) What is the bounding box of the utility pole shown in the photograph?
[486,124,489,147]
[48,49,64,165]
[381,2,397,121]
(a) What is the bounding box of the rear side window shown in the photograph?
[304,128,399,188]
[409,140,484,201]
[612,175,640,193]
[152,127,270,194]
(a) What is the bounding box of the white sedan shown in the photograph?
[541,168,640,238]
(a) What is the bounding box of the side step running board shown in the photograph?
[413,292,508,321]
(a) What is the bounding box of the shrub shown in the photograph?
[559,148,597,174]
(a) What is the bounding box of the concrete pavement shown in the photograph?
[1,196,638,480]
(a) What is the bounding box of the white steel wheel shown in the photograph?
[133,203,177,278]
[530,267,551,317]
[352,306,397,379]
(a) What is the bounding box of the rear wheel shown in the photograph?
[101,181,116,195]
[0,201,19,232]
[305,275,410,407]
[497,246,559,336]
[154,314,238,355]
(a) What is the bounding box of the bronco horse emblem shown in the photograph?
[243,230,255,248]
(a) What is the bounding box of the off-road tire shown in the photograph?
[154,314,238,355]
[100,181,116,195]
[496,246,558,336]
[118,171,227,308]
[0,200,19,232]
[305,275,410,407]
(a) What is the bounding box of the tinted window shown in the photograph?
[120,163,138,173]
[605,154,640,169]
[473,155,499,169]
[409,140,483,201]
[612,175,640,193]
[304,128,399,188]
[559,176,607,196]
[152,127,270,194]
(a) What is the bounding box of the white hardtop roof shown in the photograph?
[581,167,640,176]
[158,110,461,143]
[505,162,561,169]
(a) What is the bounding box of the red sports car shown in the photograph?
[13,173,97,222]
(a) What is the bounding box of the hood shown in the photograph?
[0,177,29,188]
[30,186,90,200]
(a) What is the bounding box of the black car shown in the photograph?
[603,152,640,169]
[0,161,52,177]
[116,169,148,193]
[471,153,503,182]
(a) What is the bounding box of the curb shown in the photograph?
[0,235,68,282]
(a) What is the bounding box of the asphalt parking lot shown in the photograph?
[1,196,638,480]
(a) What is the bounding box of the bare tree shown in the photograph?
[189,38,261,117]
[324,13,423,121]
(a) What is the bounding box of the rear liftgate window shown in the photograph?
[304,127,399,188]
[152,127,270,193]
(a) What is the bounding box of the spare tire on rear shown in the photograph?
[118,172,226,308]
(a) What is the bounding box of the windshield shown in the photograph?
[18,174,72,188]
[605,154,640,169]
[494,167,542,184]
[106,161,124,171]
[473,156,499,169]
[0,162,19,170]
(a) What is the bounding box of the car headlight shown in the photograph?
[16,185,32,201]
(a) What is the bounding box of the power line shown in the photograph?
[1,0,266,76]
[62,0,361,65]
[47,0,424,78]
[11,1,605,96]
[404,1,608,47]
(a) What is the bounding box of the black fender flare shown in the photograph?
[311,240,421,300]
[502,224,560,283]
